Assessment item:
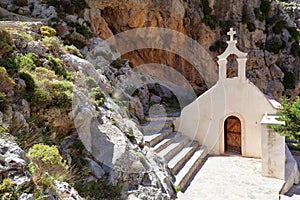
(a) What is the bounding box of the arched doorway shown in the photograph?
[224,116,241,154]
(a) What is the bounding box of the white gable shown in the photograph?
[176,28,278,158]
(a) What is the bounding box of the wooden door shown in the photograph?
[224,116,241,154]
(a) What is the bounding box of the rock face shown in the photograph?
[0,139,83,200]
[0,139,30,186]
[83,0,300,100]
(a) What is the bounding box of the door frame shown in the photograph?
[220,113,245,156]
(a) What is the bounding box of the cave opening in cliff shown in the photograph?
[132,83,181,116]
[121,48,208,97]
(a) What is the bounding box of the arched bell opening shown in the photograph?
[226,54,238,78]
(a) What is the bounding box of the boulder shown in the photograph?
[11,111,29,132]
[26,41,47,56]
[19,193,34,200]
[54,181,83,200]
[86,158,105,179]
[270,64,284,81]
[138,85,150,114]
[150,95,161,104]
[129,96,144,121]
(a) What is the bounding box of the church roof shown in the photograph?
[264,95,281,109]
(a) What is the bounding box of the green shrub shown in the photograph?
[42,36,62,54]
[287,27,299,42]
[34,67,57,82]
[0,178,21,199]
[0,57,19,75]
[31,80,73,108]
[51,91,73,108]
[209,40,227,52]
[70,0,88,14]
[27,143,66,166]
[255,41,265,50]
[0,41,13,57]
[200,0,218,30]
[254,7,265,21]
[219,20,233,32]
[85,76,98,88]
[127,127,135,142]
[203,6,212,16]
[247,22,256,32]
[50,80,73,108]
[66,71,74,81]
[129,61,134,68]
[18,52,39,70]
[47,55,67,77]
[47,0,58,6]
[63,45,83,58]
[0,30,13,44]
[283,71,296,89]
[0,92,6,102]
[200,0,209,8]
[51,80,72,91]
[75,179,123,200]
[31,88,51,107]
[40,26,57,37]
[20,33,33,42]
[173,185,181,193]
[266,17,276,25]
[0,30,13,57]
[88,87,105,107]
[260,0,271,16]
[66,31,87,49]
[291,42,300,57]
[272,20,287,34]
[111,58,126,69]
[203,15,218,30]
[0,66,15,93]
[72,22,94,39]
[265,37,284,54]
[27,143,68,197]
[19,71,36,91]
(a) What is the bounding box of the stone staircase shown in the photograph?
[142,115,208,191]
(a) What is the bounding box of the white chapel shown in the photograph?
[176,28,299,192]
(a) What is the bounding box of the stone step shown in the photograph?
[174,146,207,190]
[153,131,181,153]
[157,135,191,162]
[167,141,200,175]
[145,112,181,119]
[142,119,173,134]
[144,127,173,147]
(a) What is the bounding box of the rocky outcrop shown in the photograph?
[0,139,30,186]
[0,139,83,200]
[72,86,175,198]
[82,0,300,100]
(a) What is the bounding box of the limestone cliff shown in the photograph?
[84,0,300,99]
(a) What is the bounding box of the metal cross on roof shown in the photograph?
[227,28,236,41]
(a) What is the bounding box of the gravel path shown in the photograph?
[177,156,285,200]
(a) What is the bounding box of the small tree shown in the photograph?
[270,97,300,143]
